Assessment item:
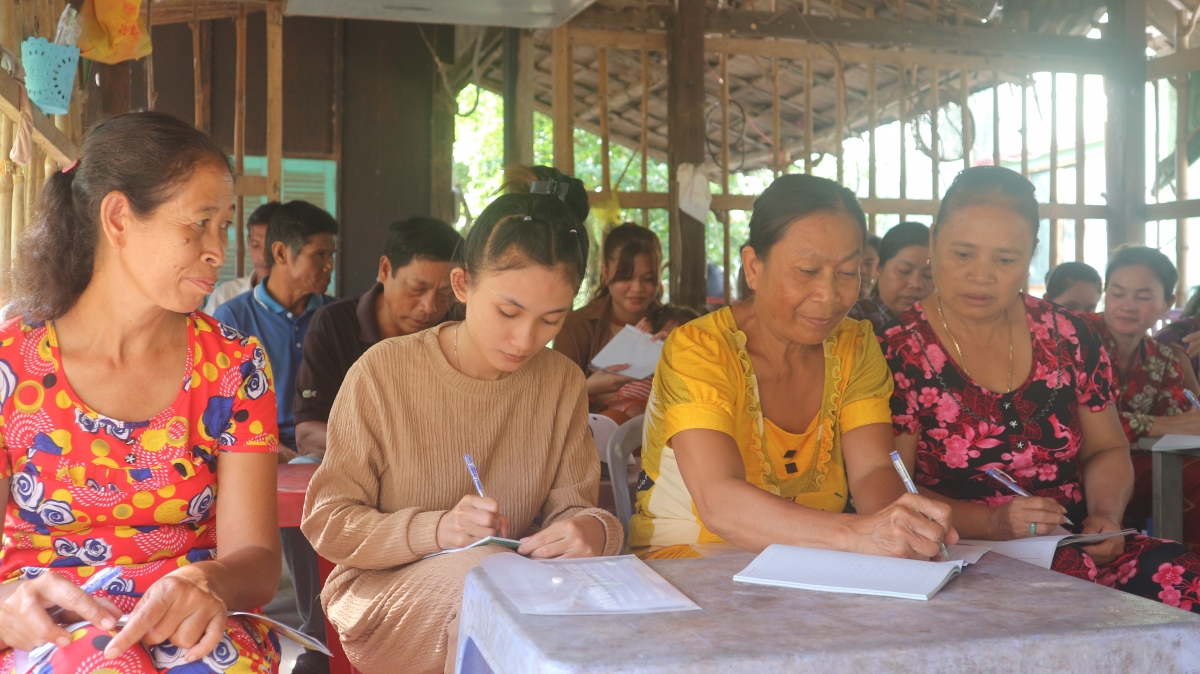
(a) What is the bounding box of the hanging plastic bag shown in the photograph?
[77,0,152,65]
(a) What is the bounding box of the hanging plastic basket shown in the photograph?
[21,37,80,116]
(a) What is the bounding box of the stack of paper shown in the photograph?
[1149,434,1200,452]
[733,544,967,601]
[481,553,699,615]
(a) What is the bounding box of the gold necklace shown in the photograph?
[936,297,1014,393]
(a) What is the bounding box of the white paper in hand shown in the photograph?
[590,325,663,380]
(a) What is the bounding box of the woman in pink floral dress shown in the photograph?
[880,166,1200,611]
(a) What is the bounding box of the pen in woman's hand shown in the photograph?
[890,451,951,561]
[986,467,1073,526]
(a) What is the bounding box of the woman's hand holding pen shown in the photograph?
[846,493,958,561]
[988,496,1069,539]
[435,496,510,550]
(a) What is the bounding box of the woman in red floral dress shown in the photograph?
[1081,246,1200,553]
[0,112,283,672]
[880,166,1200,611]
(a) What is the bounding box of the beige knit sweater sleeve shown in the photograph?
[302,360,445,569]
[541,384,625,556]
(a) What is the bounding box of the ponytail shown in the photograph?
[11,166,96,321]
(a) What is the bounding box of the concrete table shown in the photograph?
[457,551,1200,673]
[1137,437,1200,543]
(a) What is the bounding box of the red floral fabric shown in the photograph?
[0,313,281,673]
[880,294,1200,612]
[1085,313,1200,553]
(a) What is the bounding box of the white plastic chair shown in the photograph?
[587,414,619,467]
[606,415,644,550]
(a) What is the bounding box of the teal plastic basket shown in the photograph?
[21,37,80,115]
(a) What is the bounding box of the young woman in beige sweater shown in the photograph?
[301,193,624,674]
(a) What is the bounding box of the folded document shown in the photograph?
[958,527,1136,569]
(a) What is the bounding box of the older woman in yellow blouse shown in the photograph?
[630,175,957,560]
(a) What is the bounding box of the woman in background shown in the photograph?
[555,222,665,403]
[1043,261,1102,314]
[848,222,934,332]
[859,234,882,299]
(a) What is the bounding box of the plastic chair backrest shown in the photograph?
[587,414,620,466]
[606,414,644,551]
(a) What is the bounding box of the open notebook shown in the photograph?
[733,544,971,601]
[958,527,1136,569]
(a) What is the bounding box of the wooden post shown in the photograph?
[552,26,575,175]
[667,0,708,308]
[640,49,650,227]
[1177,10,1190,304]
[515,30,535,167]
[190,15,211,132]
[869,61,877,233]
[430,25,456,224]
[1050,73,1060,267]
[804,59,813,174]
[234,2,247,277]
[1021,75,1029,178]
[503,28,520,167]
[1076,72,1086,262]
[1105,0,1148,250]
[931,68,939,200]
[266,0,284,202]
[599,48,610,190]
[721,52,731,305]
[960,68,970,169]
[899,64,908,219]
[836,59,845,184]
[0,119,12,291]
[993,71,1001,167]
[773,56,781,175]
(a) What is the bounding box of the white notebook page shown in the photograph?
[733,544,964,601]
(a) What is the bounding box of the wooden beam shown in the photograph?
[569,27,666,51]
[574,5,1113,62]
[552,25,575,175]
[515,30,535,167]
[503,28,521,166]
[1146,199,1200,220]
[0,69,78,165]
[265,0,283,202]
[150,0,267,24]
[1149,44,1200,79]
[1177,9,1190,306]
[667,0,708,309]
[703,36,1103,75]
[235,175,267,196]
[191,17,212,132]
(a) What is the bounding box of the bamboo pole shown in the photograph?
[899,64,908,220]
[11,163,25,268]
[551,26,575,175]
[869,61,877,233]
[1021,75,1029,178]
[1050,73,1060,267]
[773,56,781,175]
[805,59,813,174]
[960,68,970,169]
[235,1,247,277]
[993,71,1001,167]
[721,52,731,305]
[931,68,939,200]
[0,119,13,292]
[836,59,845,184]
[266,0,283,202]
[1177,10,1190,304]
[1076,72,1086,263]
[599,48,610,191]
[641,49,649,227]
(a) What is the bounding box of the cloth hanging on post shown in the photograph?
[78,0,152,64]
[9,89,33,167]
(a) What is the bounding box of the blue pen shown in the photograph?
[1185,389,1200,410]
[463,454,486,498]
[890,451,951,561]
[47,566,122,621]
[986,467,1073,526]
